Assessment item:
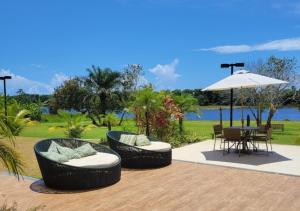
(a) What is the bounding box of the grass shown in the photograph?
[20,117,300,145]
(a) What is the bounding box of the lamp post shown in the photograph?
[0,76,12,117]
[220,63,244,127]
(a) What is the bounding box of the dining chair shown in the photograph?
[223,128,242,156]
[212,124,224,150]
[252,128,273,154]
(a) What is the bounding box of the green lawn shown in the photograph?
[19,118,300,145]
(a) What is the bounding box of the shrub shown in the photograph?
[48,110,93,138]
[130,87,182,142]
[102,113,120,131]
[23,103,42,121]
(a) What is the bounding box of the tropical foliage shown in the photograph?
[0,115,24,178]
[0,99,33,136]
[85,66,121,115]
[49,110,94,138]
[130,86,183,140]
[49,78,87,114]
[102,113,120,131]
[172,93,199,133]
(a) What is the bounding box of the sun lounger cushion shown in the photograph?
[41,151,69,163]
[136,141,171,152]
[74,143,97,157]
[120,134,137,146]
[135,134,151,146]
[63,152,119,168]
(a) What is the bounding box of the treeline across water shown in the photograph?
[7,87,300,112]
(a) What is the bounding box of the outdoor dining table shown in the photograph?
[228,126,259,153]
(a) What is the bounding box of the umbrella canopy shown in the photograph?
[202,70,288,91]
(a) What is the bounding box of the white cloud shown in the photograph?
[0,69,69,95]
[149,59,181,89]
[199,37,300,54]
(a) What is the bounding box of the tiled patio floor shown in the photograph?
[173,139,300,176]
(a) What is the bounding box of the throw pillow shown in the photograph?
[47,141,60,153]
[119,134,137,146]
[56,145,81,160]
[74,143,97,157]
[41,151,69,163]
[135,134,151,146]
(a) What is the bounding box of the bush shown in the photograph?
[48,110,92,139]
[102,113,120,130]
[130,87,182,141]
[66,125,84,139]
[23,103,42,121]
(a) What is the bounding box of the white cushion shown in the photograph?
[136,141,171,152]
[63,152,119,168]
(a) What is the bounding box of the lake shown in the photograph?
[120,107,300,121]
[43,106,300,121]
[185,107,300,121]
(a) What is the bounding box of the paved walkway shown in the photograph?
[1,161,300,210]
[173,139,300,176]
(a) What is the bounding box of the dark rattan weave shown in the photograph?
[107,131,172,168]
[34,138,121,190]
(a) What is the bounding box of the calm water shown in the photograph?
[43,107,300,121]
[185,107,300,121]
[120,107,300,121]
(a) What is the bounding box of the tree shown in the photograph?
[0,115,24,178]
[121,64,144,92]
[245,56,298,127]
[85,66,121,115]
[49,78,87,114]
[102,113,119,131]
[130,86,182,139]
[130,86,162,136]
[49,110,94,138]
[119,64,144,125]
[173,93,198,133]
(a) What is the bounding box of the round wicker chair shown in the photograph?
[107,131,172,168]
[34,138,121,190]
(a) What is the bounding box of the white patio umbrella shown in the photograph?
[202,70,288,91]
[202,70,288,126]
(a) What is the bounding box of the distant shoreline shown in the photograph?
[198,105,299,110]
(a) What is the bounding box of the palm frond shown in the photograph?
[0,142,24,180]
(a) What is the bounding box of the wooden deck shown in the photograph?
[1,161,300,211]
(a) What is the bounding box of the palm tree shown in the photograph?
[49,110,94,138]
[130,86,162,136]
[173,93,198,133]
[0,115,24,179]
[85,66,121,115]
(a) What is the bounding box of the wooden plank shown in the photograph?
[1,161,300,211]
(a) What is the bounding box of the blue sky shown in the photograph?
[0,0,300,94]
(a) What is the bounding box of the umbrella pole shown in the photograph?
[241,89,244,128]
[219,107,223,127]
[230,65,234,127]
[230,88,233,127]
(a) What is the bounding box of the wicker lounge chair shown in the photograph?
[107,131,172,168]
[34,138,121,190]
